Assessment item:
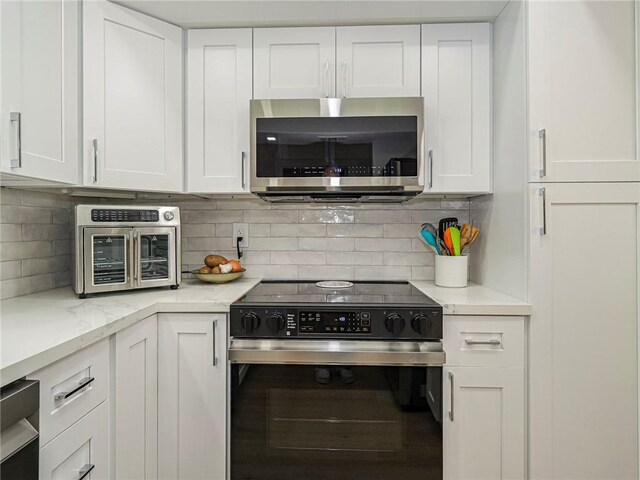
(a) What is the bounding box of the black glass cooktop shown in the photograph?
[235,280,440,307]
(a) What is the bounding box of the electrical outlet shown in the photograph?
[233,223,249,248]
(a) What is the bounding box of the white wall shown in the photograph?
[469,0,528,300]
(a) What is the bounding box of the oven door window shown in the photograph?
[134,227,176,286]
[91,234,127,285]
[256,116,418,178]
[231,364,442,480]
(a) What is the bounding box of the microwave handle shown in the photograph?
[132,231,140,287]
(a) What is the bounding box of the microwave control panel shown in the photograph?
[91,209,159,223]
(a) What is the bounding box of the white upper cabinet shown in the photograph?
[83,1,183,192]
[0,0,79,184]
[528,0,639,182]
[422,23,491,193]
[254,27,336,99]
[187,29,252,193]
[336,25,420,98]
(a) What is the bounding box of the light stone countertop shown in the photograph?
[0,278,260,386]
[410,281,531,316]
[0,278,530,387]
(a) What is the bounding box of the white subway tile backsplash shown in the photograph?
[244,209,298,224]
[1,224,21,242]
[326,224,383,238]
[271,223,326,237]
[0,260,22,280]
[355,238,412,252]
[354,266,412,280]
[271,251,326,265]
[383,251,434,266]
[299,209,355,224]
[300,237,354,252]
[299,265,354,280]
[248,237,299,251]
[326,252,383,266]
[355,210,412,224]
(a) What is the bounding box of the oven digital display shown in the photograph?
[299,311,371,334]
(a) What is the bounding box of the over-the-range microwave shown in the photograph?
[250,97,424,203]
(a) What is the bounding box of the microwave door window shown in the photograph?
[92,235,127,285]
[256,116,418,178]
[140,234,170,281]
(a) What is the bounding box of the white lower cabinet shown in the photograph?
[114,315,158,480]
[158,313,227,480]
[39,401,109,480]
[443,367,524,480]
[529,182,640,479]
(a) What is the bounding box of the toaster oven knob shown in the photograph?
[241,313,260,334]
[385,313,405,334]
[163,211,175,221]
[266,313,286,334]
[411,314,431,335]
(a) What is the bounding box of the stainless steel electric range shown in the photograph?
[229,280,445,480]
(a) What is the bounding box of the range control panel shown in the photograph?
[299,311,371,334]
[91,209,159,223]
[229,306,442,341]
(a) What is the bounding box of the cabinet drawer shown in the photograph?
[443,316,525,368]
[39,401,109,480]
[28,339,109,446]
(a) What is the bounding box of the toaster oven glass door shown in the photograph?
[134,227,176,288]
[83,228,133,293]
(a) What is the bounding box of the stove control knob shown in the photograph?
[411,314,431,335]
[240,313,260,334]
[266,313,286,334]
[163,211,175,221]
[385,313,405,334]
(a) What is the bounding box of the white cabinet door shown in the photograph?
[422,23,491,194]
[187,29,252,193]
[158,314,227,480]
[529,183,639,480]
[114,315,158,480]
[443,367,524,480]
[39,401,109,480]
[0,0,79,184]
[528,1,639,182]
[254,27,335,99]
[336,25,420,98]
[83,1,183,192]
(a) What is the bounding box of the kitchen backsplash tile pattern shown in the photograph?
[0,188,74,300]
[0,188,470,299]
[175,197,470,281]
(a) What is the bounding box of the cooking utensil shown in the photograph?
[450,227,461,256]
[438,237,450,255]
[191,268,246,284]
[460,224,472,249]
[461,226,480,253]
[420,230,441,255]
[444,228,454,256]
[439,217,458,240]
[421,223,439,239]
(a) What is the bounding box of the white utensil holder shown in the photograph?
[435,255,468,288]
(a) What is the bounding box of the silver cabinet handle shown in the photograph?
[448,371,454,421]
[54,377,95,401]
[464,338,501,346]
[78,464,95,480]
[539,187,547,235]
[10,112,21,168]
[341,61,347,98]
[241,151,247,190]
[538,129,546,177]
[323,61,330,98]
[212,319,218,366]
[92,138,98,183]
[428,149,434,189]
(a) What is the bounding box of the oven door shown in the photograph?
[229,339,443,480]
[132,227,177,289]
[83,228,134,294]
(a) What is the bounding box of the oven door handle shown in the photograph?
[228,339,445,367]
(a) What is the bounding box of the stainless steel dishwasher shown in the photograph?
[0,379,39,480]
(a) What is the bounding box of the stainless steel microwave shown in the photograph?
[74,205,181,298]
[250,97,424,203]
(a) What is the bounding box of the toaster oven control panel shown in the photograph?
[91,209,159,222]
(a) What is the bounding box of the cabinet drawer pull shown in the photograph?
[538,128,546,177]
[212,319,218,366]
[78,464,95,480]
[448,371,454,421]
[323,61,330,98]
[341,61,347,98]
[10,112,21,168]
[241,151,247,190]
[54,376,95,401]
[539,187,547,235]
[428,149,434,189]
[464,338,501,346]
